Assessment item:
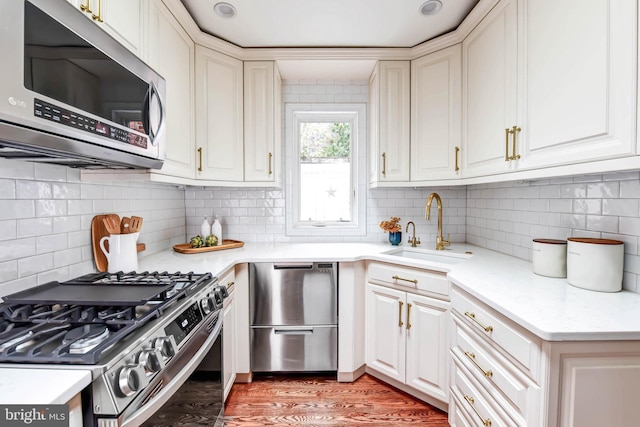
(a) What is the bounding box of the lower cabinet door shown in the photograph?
[405,293,449,402]
[365,283,406,382]
[250,325,337,372]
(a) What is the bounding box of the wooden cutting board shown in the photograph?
[91,214,145,272]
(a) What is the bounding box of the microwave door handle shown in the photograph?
[142,82,164,144]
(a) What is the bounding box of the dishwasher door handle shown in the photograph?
[273,263,314,270]
[274,327,314,335]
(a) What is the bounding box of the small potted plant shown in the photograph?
[380,217,402,245]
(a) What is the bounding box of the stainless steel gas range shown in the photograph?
[0,271,226,427]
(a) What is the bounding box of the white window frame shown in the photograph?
[285,103,367,236]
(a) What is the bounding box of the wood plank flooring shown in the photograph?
[142,373,449,426]
[224,373,449,426]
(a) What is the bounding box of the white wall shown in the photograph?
[0,158,186,297]
[466,172,640,292]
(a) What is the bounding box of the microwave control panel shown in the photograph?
[34,98,147,148]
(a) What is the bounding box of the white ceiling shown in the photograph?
[180,0,478,49]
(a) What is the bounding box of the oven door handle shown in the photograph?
[119,312,223,427]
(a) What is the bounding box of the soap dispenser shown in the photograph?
[212,215,222,246]
[200,216,211,238]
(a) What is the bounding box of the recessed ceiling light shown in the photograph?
[419,0,442,16]
[214,2,236,18]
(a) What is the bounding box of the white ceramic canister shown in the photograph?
[566,238,624,292]
[532,239,567,278]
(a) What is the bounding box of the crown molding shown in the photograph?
[162,0,501,62]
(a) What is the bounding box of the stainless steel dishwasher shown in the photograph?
[250,262,338,372]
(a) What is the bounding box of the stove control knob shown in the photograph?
[200,297,214,314]
[154,336,176,359]
[136,349,164,374]
[117,365,147,397]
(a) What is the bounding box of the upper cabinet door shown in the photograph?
[244,61,281,183]
[411,45,462,181]
[519,0,637,168]
[195,47,244,181]
[68,0,144,57]
[370,61,411,184]
[146,1,196,179]
[462,0,518,178]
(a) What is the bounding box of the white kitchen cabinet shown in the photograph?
[365,262,449,409]
[220,269,237,401]
[519,0,637,169]
[194,46,244,181]
[67,0,144,57]
[411,45,462,181]
[244,61,282,185]
[463,0,637,178]
[369,61,411,185]
[462,0,518,178]
[450,284,640,427]
[146,0,195,179]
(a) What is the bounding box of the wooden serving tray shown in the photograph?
[173,239,244,254]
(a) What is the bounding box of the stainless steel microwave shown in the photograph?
[0,0,165,169]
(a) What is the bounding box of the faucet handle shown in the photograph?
[443,234,451,247]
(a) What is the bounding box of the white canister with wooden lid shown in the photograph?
[532,239,567,278]
[567,238,624,292]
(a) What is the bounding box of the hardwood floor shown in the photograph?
[225,373,449,426]
[143,373,449,426]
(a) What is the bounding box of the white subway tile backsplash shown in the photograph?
[1,200,35,220]
[0,179,16,198]
[17,218,52,238]
[467,173,640,293]
[34,163,67,182]
[36,233,68,254]
[16,180,52,199]
[18,253,53,277]
[35,200,67,217]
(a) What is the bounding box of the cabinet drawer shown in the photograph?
[451,354,517,427]
[368,262,448,297]
[452,315,540,425]
[219,268,236,294]
[451,286,541,379]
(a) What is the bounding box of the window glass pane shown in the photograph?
[299,122,351,222]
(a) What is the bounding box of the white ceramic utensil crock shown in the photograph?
[567,238,624,292]
[99,232,139,273]
[532,239,567,278]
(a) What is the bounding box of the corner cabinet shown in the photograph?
[463,0,637,178]
[194,46,244,181]
[365,262,450,410]
[369,61,411,185]
[244,61,282,185]
[67,0,144,57]
[411,45,462,181]
[145,0,196,179]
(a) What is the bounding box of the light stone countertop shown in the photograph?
[139,242,640,342]
[0,368,91,404]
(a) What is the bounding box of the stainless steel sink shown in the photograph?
[383,248,472,264]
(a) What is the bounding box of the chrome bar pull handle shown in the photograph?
[464,311,493,333]
[392,275,418,285]
[398,301,404,327]
[463,395,492,426]
[464,351,493,377]
[406,303,412,330]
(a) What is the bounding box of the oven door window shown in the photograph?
[23,1,149,135]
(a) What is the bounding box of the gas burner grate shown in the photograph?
[0,271,215,364]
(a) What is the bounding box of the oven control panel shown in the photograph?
[164,302,203,346]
